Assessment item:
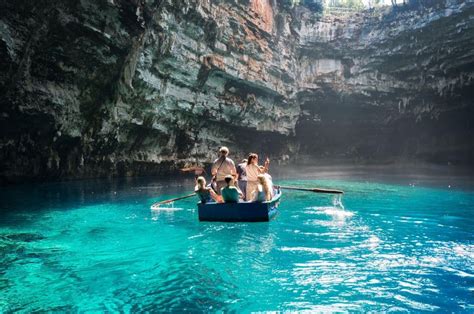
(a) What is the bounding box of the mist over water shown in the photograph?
[1,167,473,312]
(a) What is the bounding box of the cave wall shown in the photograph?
[294,1,474,164]
[0,0,473,181]
[0,0,300,181]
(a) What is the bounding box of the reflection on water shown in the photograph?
[0,170,473,312]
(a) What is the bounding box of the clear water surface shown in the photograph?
[1,167,473,312]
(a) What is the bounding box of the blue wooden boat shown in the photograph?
[197,188,282,222]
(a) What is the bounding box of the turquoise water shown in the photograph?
[1,173,473,312]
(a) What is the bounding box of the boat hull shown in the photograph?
[198,190,281,222]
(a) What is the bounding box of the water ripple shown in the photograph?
[1,178,473,312]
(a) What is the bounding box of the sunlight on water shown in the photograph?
[0,176,473,312]
[151,202,184,211]
[332,194,345,210]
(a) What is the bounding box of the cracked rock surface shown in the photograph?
[1,0,473,181]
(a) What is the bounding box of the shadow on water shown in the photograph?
[0,176,196,227]
[1,164,472,216]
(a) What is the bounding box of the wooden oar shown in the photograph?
[277,185,344,194]
[180,166,206,176]
[150,193,196,209]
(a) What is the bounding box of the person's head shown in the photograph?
[219,146,229,157]
[196,176,206,189]
[241,159,247,164]
[224,174,234,186]
[248,153,258,165]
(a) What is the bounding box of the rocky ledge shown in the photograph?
[0,0,473,182]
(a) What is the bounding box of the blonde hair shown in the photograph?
[196,176,206,190]
[219,146,229,155]
[257,174,272,201]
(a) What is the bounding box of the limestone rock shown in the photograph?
[0,0,472,181]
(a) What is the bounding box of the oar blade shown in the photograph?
[278,185,344,194]
[150,193,196,210]
[312,188,344,194]
[150,203,163,210]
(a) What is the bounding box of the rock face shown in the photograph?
[295,2,474,164]
[0,0,473,182]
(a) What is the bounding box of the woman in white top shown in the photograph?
[245,153,270,201]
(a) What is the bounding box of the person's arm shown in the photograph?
[209,188,221,203]
[263,157,270,173]
[211,162,217,176]
[230,160,237,177]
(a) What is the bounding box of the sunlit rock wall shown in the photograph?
[1,0,473,182]
[295,1,474,164]
[0,0,300,181]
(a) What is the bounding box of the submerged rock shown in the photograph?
[2,233,46,242]
[0,0,472,182]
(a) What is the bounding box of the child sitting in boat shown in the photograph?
[221,175,243,203]
[195,176,220,203]
[252,174,273,202]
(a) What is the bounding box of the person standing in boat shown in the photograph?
[211,146,237,195]
[245,153,270,201]
[236,159,248,200]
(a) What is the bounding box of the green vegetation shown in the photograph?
[282,0,442,12]
[284,0,324,12]
[304,0,324,11]
[325,0,365,9]
[284,0,375,11]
